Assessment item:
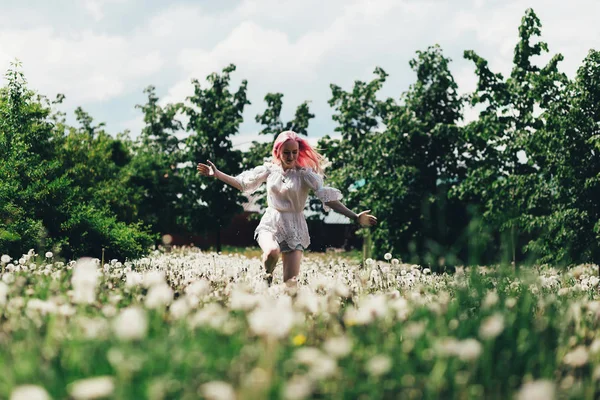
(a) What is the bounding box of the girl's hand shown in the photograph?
[197,160,220,178]
[356,210,378,227]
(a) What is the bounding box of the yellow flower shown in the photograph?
[292,334,307,346]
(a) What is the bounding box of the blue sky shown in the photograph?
[1,0,598,150]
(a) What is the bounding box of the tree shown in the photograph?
[128,86,186,236]
[0,62,153,260]
[181,64,250,252]
[321,67,391,258]
[452,8,571,265]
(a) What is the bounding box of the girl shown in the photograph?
[197,130,377,285]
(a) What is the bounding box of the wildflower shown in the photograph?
[458,339,482,361]
[0,281,8,306]
[200,381,235,400]
[71,258,98,304]
[68,376,114,400]
[323,335,353,358]
[248,296,295,338]
[479,314,505,340]
[169,297,191,319]
[515,380,555,400]
[283,375,313,400]
[113,306,148,340]
[185,279,211,297]
[10,385,51,400]
[505,297,517,308]
[482,291,499,309]
[563,345,588,367]
[404,321,426,339]
[145,282,173,309]
[384,253,392,261]
[365,355,392,376]
[125,272,143,288]
[142,270,165,288]
[292,334,307,346]
[1,255,10,264]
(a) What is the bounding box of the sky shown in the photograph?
[1,0,598,151]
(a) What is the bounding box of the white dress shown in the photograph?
[234,162,343,249]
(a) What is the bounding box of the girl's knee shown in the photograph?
[264,247,280,261]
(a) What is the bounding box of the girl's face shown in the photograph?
[279,139,299,169]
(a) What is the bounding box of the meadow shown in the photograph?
[1,247,599,399]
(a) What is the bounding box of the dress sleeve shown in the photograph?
[303,169,343,212]
[234,164,270,194]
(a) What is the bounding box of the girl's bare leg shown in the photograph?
[257,232,280,284]
[282,250,302,283]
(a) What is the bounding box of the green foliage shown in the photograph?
[0,62,153,260]
[181,64,250,251]
[127,86,186,235]
[324,47,466,266]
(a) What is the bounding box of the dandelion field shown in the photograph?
[1,248,600,400]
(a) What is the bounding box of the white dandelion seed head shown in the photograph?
[10,385,51,400]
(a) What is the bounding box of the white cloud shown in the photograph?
[0,28,164,104]
[83,0,130,21]
[1,0,599,140]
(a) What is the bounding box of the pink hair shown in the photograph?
[272,130,326,175]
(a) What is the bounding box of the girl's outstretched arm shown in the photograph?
[324,200,378,227]
[197,160,243,191]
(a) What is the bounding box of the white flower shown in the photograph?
[283,375,313,400]
[323,335,353,358]
[78,317,109,339]
[384,253,392,261]
[479,314,505,340]
[45,252,53,258]
[515,380,555,400]
[68,376,114,400]
[563,345,588,367]
[365,354,392,376]
[169,297,191,319]
[125,272,143,288]
[113,306,148,340]
[457,339,482,361]
[0,281,9,306]
[295,290,320,314]
[404,321,426,339]
[230,288,259,311]
[365,258,374,266]
[482,291,499,309]
[1,254,11,264]
[200,381,235,400]
[333,281,350,297]
[71,258,99,304]
[248,296,295,338]
[145,283,173,309]
[185,279,211,297]
[2,273,15,284]
[505,297,517,308]
[142,270,165,288]
[10,385,51,400]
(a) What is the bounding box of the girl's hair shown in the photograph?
[272,130,326,175]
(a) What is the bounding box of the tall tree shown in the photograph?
[452,8,570,265]
[0,63,153,260]
[129,86,185,235]
[182,64,250,252]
